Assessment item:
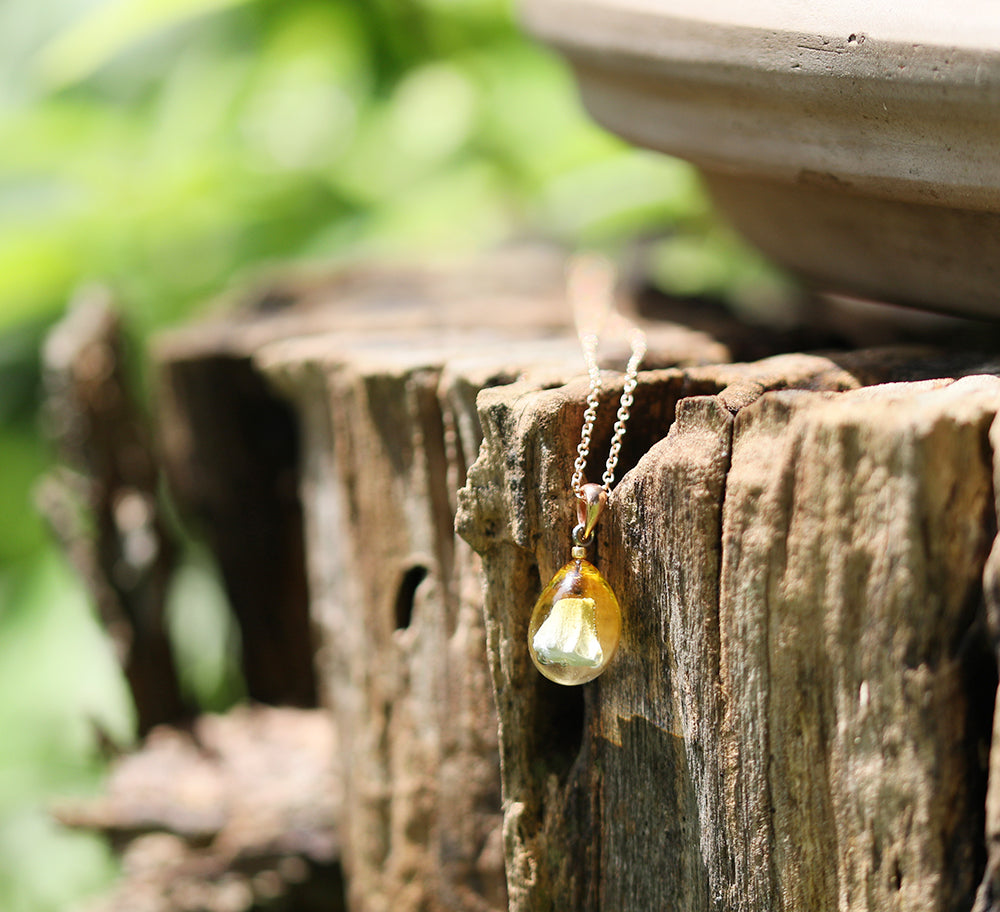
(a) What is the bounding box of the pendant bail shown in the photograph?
[576,483,608,543]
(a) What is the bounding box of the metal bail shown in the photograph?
[576,483,608,542]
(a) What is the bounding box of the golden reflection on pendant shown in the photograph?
[528,558,621,685]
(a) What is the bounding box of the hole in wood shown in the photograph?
[394,564,428,630]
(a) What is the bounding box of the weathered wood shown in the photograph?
[722,378,999,912]
[260,340,507,912]
[40,290,187,735]
[457,351,1000,912]
[247,259,615,912]
[153,251,586,710]
[974,413,1000,912]
[151,250,1000,911]
[58,706,344,912]
[157,249,795,912]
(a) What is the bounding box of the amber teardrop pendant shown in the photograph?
[528,558,622,685]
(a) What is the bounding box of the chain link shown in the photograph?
[568,255,647,497]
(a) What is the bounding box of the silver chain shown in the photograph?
[568,255,647,497]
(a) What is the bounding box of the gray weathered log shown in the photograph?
[457,351,1000,912]
[152,250,1000,911]
[154,248,797,912]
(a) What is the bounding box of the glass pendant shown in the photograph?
[528,558,622,685]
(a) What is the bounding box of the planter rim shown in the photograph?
[521,0,1000,212]
[522,0,1000,81]
[521,0,1000,317]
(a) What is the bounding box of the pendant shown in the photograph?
[527,483,621,685]
[528,557,622,685]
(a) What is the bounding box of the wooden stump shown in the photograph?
[155,252,583,912]
[248,253,759,911]
[152,251,1000,911]
[456,350,1000,912]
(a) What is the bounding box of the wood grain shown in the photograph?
[458,353,1000,912]
[152,251,1000,911]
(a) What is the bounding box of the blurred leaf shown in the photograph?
[333,60,478,205]
[166,551,246,712]
[0,552,134,806]
[466,39,609,183]
[0,428,49,564]
[648,226,796,311]
[38,0,255,87]
[0,807,116,912]
[0,319,46,424]
[538,151,707,243]
[359,159,510,252]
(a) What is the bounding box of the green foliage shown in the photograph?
[0,555,131,912]
[0,0,778,332]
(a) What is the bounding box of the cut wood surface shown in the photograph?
[148,250,1000,912]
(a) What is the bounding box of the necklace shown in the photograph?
[527,255,647,686]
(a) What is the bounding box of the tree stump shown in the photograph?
[155,252,582,912]
[248,253,764,912]
[153,250,832,911]
[152,250,1000,912]
[57,706,344,912]
[456,349,1000,912]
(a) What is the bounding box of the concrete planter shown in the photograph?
[523,0,1000,317]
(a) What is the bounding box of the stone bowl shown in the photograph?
[522,0,1000,318]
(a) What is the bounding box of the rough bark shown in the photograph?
[974,413,1000,912]
[151,250,1000,912]
[40,289,187,735]
[259,343,507,912]
[152,248,803,912]
[457,350,1000,912]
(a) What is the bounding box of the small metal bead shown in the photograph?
[571,545,587,560]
